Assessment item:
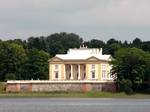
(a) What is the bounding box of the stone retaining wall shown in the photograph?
[6,81,116,92]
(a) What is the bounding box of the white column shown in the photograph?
[70,64,73,80]
[78,64,81,80]
[64,64,66,80]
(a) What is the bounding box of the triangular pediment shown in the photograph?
[48,57,63,62]
[86,56,100,61]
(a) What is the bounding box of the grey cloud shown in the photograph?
[0,0,150,41]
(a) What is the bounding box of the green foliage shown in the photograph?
[27,32,83,56]
[5,73,16,81]
[21,49,49,80]
[132,38,142,48]
[142,41,150,52]
[85,39,106,48]
[111,48,150,93]
[122,79,133,95]
[0,32,82,81]
[0,41,27,81]
[0,82,5,92]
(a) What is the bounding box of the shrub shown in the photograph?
[123,79,134,95]
[0,82,6,93]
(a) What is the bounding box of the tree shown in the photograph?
[6,39,27,50]
[106,38,122,56]
[0,41,27,81]
[142,41,150,52]
[111,48,150,93]
[86,39,105,48]
[27,37,47,51]
[106,43,121,56]
[21,49,49,80]
[132,38,142,48]
[107,38,119,45]
[46,32,83,56]
[143,52,150,93]
[122,40,128,48]
[26,32,83,57]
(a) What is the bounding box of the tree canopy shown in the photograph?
[0,41,27,81]
[111,48,150,94]
[20,49,49,80]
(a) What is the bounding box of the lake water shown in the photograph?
[0,98,150,112]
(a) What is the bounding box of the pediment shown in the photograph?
[48,57,63,62]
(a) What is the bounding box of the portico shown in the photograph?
[65,64,86,80]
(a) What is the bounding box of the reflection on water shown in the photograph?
[0,98,150,112]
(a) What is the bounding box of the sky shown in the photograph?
[0,0,150,42]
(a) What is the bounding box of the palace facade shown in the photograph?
[48,47,113,82]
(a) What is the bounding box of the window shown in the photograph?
[54,65,59,79]
[55,65,59,70]
[102,70,106,79]
[55,71,59,79]
[91,64,95,70]
[102,64,106,70]
[101,64,113,80]
[91,71,95,79]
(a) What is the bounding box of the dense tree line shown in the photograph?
[0,32,150,93]
[111,48,150,94]
[0,32,83,81]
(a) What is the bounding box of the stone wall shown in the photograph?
[6,81,116,92]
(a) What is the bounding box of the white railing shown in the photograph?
[7,80,114,84]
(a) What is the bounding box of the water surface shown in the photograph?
[0,98,150,112]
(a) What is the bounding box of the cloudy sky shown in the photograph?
[0,0,150,41]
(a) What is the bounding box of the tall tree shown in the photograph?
[132,38,142,47]
[107,38,120,45]
[106,38,122,56]
[46,32,83,56]
[142,41,150,52]
[21,49,49,80]
[111,48,150,93]
[27,37,46,51]
[0,41,27,81]
[86,39,106,48]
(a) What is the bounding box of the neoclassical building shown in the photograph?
[49,47,113,82]
[6,47,115,92]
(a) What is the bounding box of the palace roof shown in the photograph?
[54,47,111,61]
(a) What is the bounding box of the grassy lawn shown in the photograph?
[0,91,149,98]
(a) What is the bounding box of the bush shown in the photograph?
[0,82,6,93]
[123,79,134,95]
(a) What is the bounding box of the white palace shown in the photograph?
[48,46,113,82]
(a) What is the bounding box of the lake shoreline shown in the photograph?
[0,91,149,99]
